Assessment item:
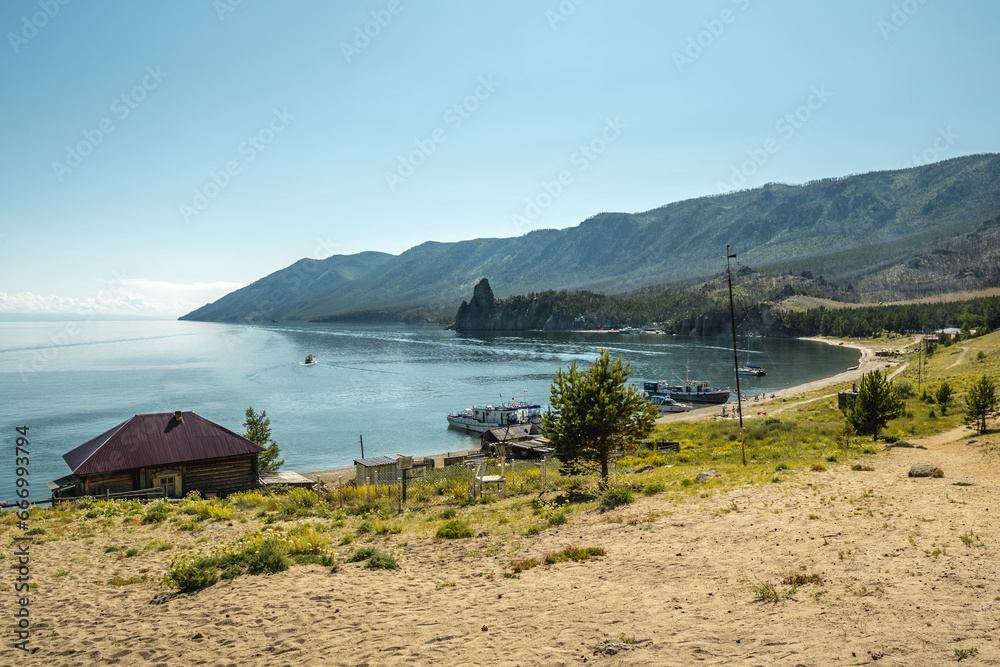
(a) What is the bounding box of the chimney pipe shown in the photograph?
[174,411,183,422]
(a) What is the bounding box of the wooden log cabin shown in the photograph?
[48,411,265,500]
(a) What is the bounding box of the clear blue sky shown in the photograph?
[1,0,997,317]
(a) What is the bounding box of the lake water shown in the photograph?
[0,320,858,503]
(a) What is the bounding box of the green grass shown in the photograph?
[345,546,399,570]
[436,519,474,539]
[508,545,605,575]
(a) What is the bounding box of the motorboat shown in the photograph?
[649,394,690,413]
[446,400,542,433]
[643,379,730,404]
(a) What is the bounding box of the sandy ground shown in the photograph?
[8,336,999,666]
[9,428,999,666]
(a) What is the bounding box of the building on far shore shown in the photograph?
[48,411,265,500]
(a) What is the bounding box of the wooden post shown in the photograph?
[397,476,402,513]
[338,476,343,509]
[541,457,547,492]
[366,475,370,502]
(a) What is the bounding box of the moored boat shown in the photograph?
[643,379,730,404]
[649,394,690,413]
[737,364,766,377]
[446,400,542,433]
[304,353,317,365]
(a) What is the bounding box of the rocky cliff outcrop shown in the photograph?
[455,279,578,331]
[455,278,497,330]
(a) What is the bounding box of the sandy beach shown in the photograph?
[9,335,999,666]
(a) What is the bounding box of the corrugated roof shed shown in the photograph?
[353,455,399,467]
[63,412,265,476]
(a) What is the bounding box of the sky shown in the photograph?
[1,0,998,318]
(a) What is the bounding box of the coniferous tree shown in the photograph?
[845,370,904,440]
[964,375,998,435]
[934,382,954,415]
[243,406,284,472]
[542,348,658,482]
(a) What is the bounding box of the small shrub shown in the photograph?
[782,572,823,587]
[851,464,874,472]
[509,545,604,575]
[601,485,634,507]
[163,556,219,592]
[774,463,789,472]
[642,481,666,496]
[142,500,171,524]
[510,557,540,573]
[955,647,978,661]
[547,511,569,527]
[811,464,826,472]
[292,554,338,567]
[366,552,400,570]
[750,579,781,603]
[346,547,380,563]
[284,525,330,555]
[436,519,474,540]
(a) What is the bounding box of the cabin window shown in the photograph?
[159,476,176,497]
[153,471,182,498]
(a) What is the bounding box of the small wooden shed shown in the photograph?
[49,411,265,500]
[353,455,402,486]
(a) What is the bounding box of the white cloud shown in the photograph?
[0,279,244,319]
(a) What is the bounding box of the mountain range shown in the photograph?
[180,153,1000,324]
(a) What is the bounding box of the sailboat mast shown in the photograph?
[726,245,746,466]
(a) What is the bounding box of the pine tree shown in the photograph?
[243,406,284,472]
[964,375,998,435]
[934,382,953,415]
[542,348,658,482]
[845,370,904,440]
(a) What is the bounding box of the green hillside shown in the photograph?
[180,154,1000,323]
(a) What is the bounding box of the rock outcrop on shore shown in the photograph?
[455,278,577,331]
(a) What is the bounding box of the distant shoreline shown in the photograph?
[305,336,895,480]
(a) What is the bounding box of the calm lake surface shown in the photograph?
[0,320,858,503]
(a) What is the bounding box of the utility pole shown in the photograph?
[726,245,746,466]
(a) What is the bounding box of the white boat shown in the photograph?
[304,353,317,365]
[737,364,766,377]
[649,394,689,413]
[446,400,542,433]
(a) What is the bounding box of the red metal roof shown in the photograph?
[63,412,265,476]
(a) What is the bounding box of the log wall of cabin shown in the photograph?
[182,456,258,497]
[83,474,134,496]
